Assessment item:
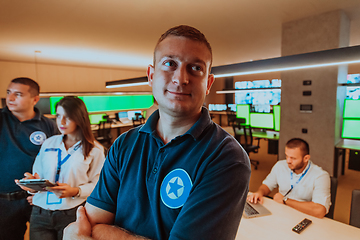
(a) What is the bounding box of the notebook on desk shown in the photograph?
[243,201,271,218]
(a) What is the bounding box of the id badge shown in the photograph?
[46,192,62,205]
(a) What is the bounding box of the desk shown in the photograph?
[209,111,235,126]
[334,139,360,177]
[91,121,134,140]
[235,197,360,239]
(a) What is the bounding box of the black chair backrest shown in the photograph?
[227,114,237,126]
[97,121,112,140]
[350,189,360,228]
[325,176,338,219]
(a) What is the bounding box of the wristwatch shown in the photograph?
[283,196,288,205]
[72,187,81,199]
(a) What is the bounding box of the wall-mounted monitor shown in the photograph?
[250,113,274,129]
[343,99,360,118]
[49,95,154,115]
[273,105,281,132]
[236,104,250,125]
[234,79,281,108]
[342,119,360,140]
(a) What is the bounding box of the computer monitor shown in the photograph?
[35,97,51,115]
[273,105,281,132]
[127,110,142,120]
[236,104,250,125]
[342,119,360,140]
[208,104,227,111]
[343,99,360,118]
[89,114,107,125]
[250,113,274,129]
[227,104,237,112]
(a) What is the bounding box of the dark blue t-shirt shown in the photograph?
[0,107,58,193]
[88,108,251,240]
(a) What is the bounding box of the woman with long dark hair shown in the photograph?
[16,96,105,240]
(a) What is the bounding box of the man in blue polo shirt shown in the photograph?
[64,25,251,240]
[0,77,58,240]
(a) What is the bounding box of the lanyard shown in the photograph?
[45,142,81,182]
[290,162,311,189]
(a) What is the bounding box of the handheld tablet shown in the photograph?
[18,179,57,192]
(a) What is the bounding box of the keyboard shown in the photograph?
[244,202,259,216]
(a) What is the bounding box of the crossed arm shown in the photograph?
[63,203,150,240]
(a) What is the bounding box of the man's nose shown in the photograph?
[7,93,15,101]
[172,66,189,86]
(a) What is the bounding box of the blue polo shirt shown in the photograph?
[88,107,251,240]
[0,107,58,193]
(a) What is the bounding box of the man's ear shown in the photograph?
[147,64,155,87]
[33,95,40,106]
[303,154,310,163]
[206,74,215,95]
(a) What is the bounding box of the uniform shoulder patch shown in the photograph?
[160,168,193,209]
[30,131,47,145]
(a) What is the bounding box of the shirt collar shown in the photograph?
[2,106,41,121]
[140,107,212,141]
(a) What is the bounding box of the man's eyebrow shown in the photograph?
[160,55,207,66]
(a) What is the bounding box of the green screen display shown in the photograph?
[343,99,360,118]
[49,95,154,115]
[89,114,107,125]
[250,113,274,129]
[273,105,281,132]
[342,119,360,140]
[236,104,250,125]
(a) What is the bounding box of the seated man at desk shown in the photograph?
[247,138,331,218]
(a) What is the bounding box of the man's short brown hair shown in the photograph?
[153,25,213,67]
[11,77,40,97]
[286,138,310,157]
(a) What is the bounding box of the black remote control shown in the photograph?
[292,218,312,234]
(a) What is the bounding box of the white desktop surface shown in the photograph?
[235,197,360,240]
[336,139,360,151]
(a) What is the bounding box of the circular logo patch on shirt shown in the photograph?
[160,168,193,209]
[30,131,47,145]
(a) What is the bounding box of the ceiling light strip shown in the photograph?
[211,45,360,78]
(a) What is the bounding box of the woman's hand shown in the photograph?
[48,183,79,198]
[14,172,40,193]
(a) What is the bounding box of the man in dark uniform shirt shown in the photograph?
[0,77,58,240]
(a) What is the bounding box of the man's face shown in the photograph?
[285,147,309,173]
[6,83,38,114]
[147,36,214,117]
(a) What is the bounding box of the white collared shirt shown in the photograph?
[262,160,331,212]
[32,135,105,210]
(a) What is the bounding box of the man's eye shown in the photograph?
[192,65,202,71]
[164,61,176,67]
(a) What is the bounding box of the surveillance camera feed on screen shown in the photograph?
[346,74,360,100]
[234,79,281,113]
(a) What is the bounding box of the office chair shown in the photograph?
[227,113,237,126]
[232,118,260,169]
[96,120,112,149]
[349,189,360,228]
[325,176,338,219]
[132,113,145,127]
